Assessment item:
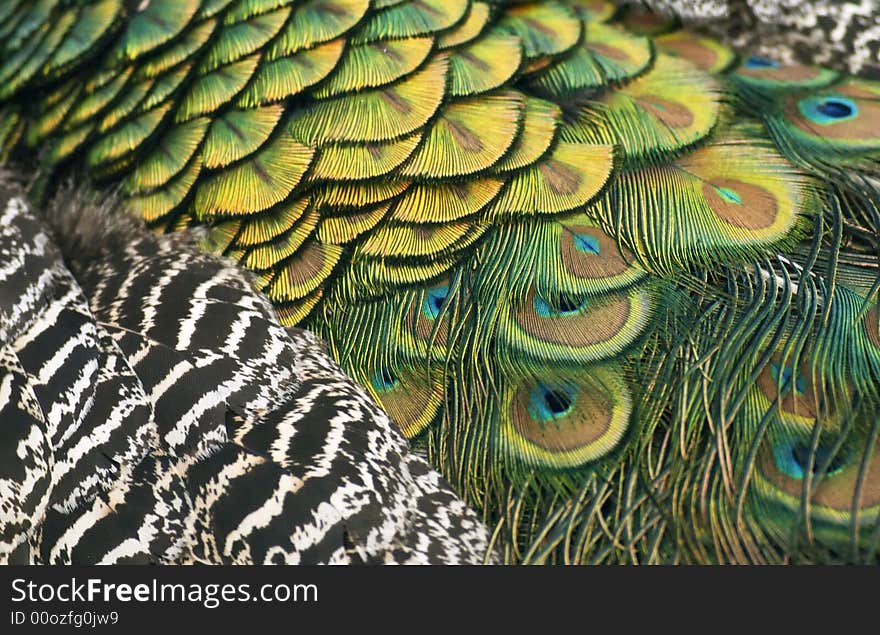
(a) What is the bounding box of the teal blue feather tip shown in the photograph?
[797,95,859,125]
[421,284,449,319]
[371,367,399,392]
[527,381,577,422]
[773,439,851,481]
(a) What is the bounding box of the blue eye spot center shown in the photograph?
[422,284,449,319]
[534,294,589,317]
[573,232,601,255]
[770,362,807,395]
[528,382,576,422]
[744,56,779,69]
[775,440,850,480]
[798,95,859,125]
[818,99,854,119]
[371,367,399,392]
[715,186,742,205]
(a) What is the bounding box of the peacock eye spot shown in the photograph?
[817,99,854,119]
[533,294,589,317]
[371,367,399,392]
[798,95,858,124]
[528,382,576,422]
[556,295,583,314]
[422,284,449,319]
[715,186,742,205]
[789,442,850,478]
[573,232,601,255]
[770,362,807,395]
[744,56,779,69]
[544,389,572,416]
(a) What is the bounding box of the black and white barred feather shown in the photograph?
[628,0,880,78]
[0,183,495,565]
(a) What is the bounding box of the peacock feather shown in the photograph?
[1,0,879,564]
